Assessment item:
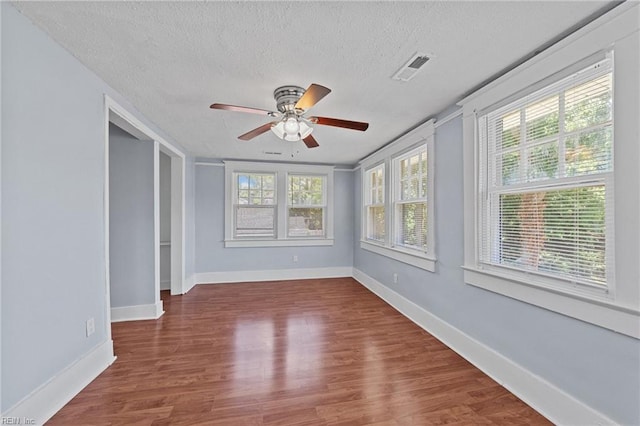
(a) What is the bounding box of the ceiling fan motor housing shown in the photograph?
[274,85,306,113]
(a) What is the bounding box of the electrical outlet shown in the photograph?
[86,318,95,337]
[393,273,398,284]
[293,255,298,263]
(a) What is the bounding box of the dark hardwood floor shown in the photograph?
[47,278,549,425]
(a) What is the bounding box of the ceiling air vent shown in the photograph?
[392,53,431,82]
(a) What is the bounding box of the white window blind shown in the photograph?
[394,147,428,251]
[479,56,614,290]
[287,175,326,237]
[364,165,385,242]
[234,173,276,238]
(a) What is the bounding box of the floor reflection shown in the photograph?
[233,318,274,381]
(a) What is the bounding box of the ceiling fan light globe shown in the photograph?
[299,121,313,138]
[270,115,314,142]
[283,117,300,135]
[270,121,286,139]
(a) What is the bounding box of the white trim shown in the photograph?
[184,273,196,294]
[196,161,356,171]
[153,141,161,304]
[360,240,435,272]
[457,1,636,108]
[110,301,164,322]
[106,97,185,160]
[225,238,334,248]
[1,340,116,425]
[169,156,185,295]
[391,144,435,260]
[105,95,187,306]
[223,160,334,174]
[195,161,224,167]
[359,119,435,167]
[360,119,437,270]
[460,4,640,339]
[102,97,113,342]
[434,108,462,129]
[195,267,352,285]
[352,268,615,426]
[224,161,335,245]
[465,267,639,339]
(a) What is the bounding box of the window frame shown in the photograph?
[286,173,327,239]
[392,145,431,253]
[364,163,386,243]
[478,56,615,296]
[458,3,639,339]
[224,161,334,247]
[233,172,277,239]
[360,120,436,272]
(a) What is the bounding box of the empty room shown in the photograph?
[2,1,639,425]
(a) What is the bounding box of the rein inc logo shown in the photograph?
[1,418,35,425]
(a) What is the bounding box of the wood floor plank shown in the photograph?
[47,278,549,425]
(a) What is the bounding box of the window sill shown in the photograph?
[463,266,640,339]
[360,240,436,272]
[225,238,334,248]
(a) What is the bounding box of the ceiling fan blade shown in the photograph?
[311,116,369,131]
[303,134,319,148]
[210,103,278,117]
[295,84,332,110]
[238,122,276,141]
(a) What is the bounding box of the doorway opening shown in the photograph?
[104,96,185,336]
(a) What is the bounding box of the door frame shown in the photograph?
[103,95,186,335]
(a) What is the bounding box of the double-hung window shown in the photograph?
[478,57,614,291]
[360,120,435,271]
[394,147,428,251]
[234,173,276,238]
[364,164,385,242]
[224,161,334,247]
[287,175,326,238]
[461,3,640,339]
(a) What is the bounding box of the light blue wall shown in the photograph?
[108,124,155,308]
[2,1,637,423]
[195,165,354,273]
[1,4,195,411]
[353,113,640,425]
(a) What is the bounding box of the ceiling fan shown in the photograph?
[210,84,369,148]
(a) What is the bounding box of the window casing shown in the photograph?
[364,164,385,242]
[225,161,334,247]
[360,120,435,272]
[478,57,614,293]
[234,173,276,238]
[460,3,640,339]
[287,175,326,238]
[394,146,428,252]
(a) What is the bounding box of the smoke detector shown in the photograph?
[392,52,431,82]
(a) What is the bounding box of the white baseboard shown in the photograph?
[110,300,164,322]
[2,339,116,425]
[184,273,196,293]
[195,266,353,285]
[160,280,171,291]
[352,268,614,426]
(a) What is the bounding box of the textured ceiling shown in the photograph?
[13,1,612,164]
